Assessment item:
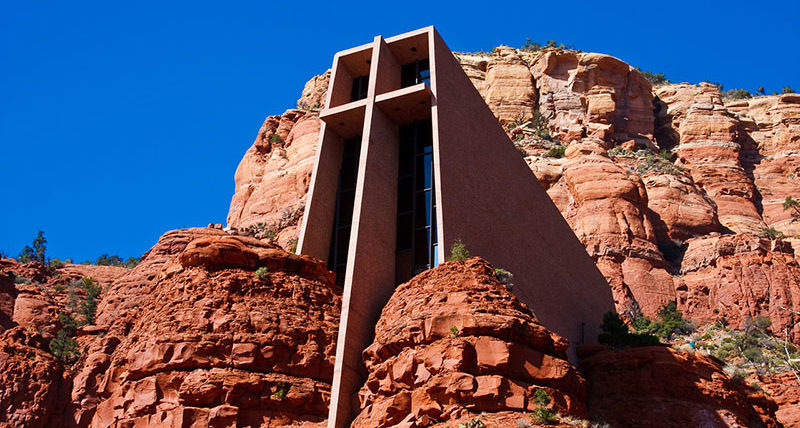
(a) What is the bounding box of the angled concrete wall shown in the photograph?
[429,28,614,356]
[296,26,615,428]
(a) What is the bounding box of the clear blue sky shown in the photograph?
[2,0,798,262]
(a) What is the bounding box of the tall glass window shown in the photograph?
[400,58,430,88]
[396,119,438,284]
[351,76,369,101]
[328,137,361,285]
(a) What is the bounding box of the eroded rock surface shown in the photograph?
[352,258,587,427]
[580,345,780,427]
[69,228,341,427]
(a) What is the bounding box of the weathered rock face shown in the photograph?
[531,51,654,143]
[482,46,537,124]
[729,94,800,237]
[0,327,66,428]
[556,140,676,317]
[678,234,800,339]
[759,372,800,427]
[69,228,341,427]
[352,257,587,427]
[226,110,319,248]
[657,83,765,234]
[580,345,780,428]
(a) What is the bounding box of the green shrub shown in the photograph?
[96,254,122,266]
[783,196,800,218]
[724,88,752,100]
[599,311,660,348]
[48,258,66,268]
[530,389,557,425]
[269,133,284,144]
[49,329,80,363]
[781,86,796,94]
[447,239,470,262]
[79,277,101,325]
[648,300,693,339]
[248,223,278,242]
[18,230,46,264]
[288,238,298,253]
[545,145,566,158]
[759,227,786,240]
[635,67,669,86]
[255,267,269,281]
[757,86,766,95]
[450,326,460,338]
[272,381,289,399]
[494,268,514,291]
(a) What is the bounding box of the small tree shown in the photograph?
[760,226,786,240]
[447,239,470,262]
[18,230,46,264]
[781,86,796,94]
[79,277,101,325]
[783,196,800,219]
[49,329,80,363]
[530,389,557,425]
[96,254,123,266]
[757,86,766,96]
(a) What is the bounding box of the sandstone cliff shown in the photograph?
[227,45,800,343]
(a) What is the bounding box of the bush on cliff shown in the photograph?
[447,239,470,262]
[17,230,47,264]
[723,88,752,100]
[599,311,660,348]
[633,300,694,340]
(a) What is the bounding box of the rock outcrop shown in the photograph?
[69,228,341,427]
[678,234,800,339]
[580,345,780,427]
[226,111,319,248]
[759,372,800,427]
[352,257,587,427]
[0,327,66,428]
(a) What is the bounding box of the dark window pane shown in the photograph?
[398,177,413,212]
[414,228,430,267]
[415,192,430,227]
[399,142,413,176]
[336,226,351,256]
[396,213,413,250]
[401,63,416,87]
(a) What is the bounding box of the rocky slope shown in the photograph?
[0,228,342,427]
[228,45,800,339]
[352,258,587,427]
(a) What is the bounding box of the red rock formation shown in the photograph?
[555,140,676,317]
[580,345,780,427]
[352,257,587,427]
[678,234,800,338]
[227,110,319,248]
[68,228,341,427]
[0,327,67,428]
[759,372,800,427]
[657,83,765,234]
